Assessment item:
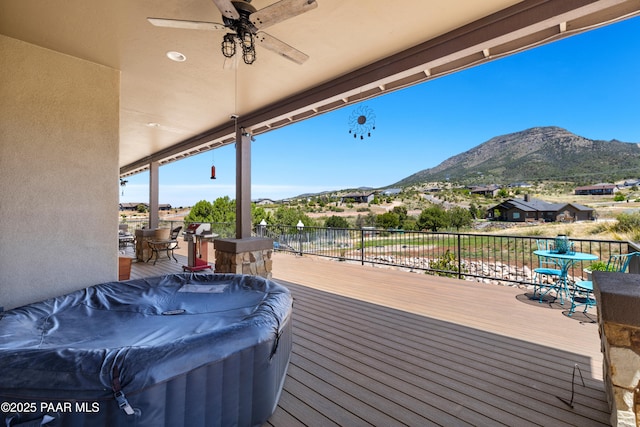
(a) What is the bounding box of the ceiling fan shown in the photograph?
[148,0,317,65]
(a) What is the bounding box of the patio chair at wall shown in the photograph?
[170,226,183,249]
[532,239,562,301]
[569,252,640,316]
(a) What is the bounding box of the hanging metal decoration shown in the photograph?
[119,179,128,196]
[348,105,376,140]
[210,145,217,179]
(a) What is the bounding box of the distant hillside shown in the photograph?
[395,126,640,186]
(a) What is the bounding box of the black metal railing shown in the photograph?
[120,218,637,285]
[258,224,635,285]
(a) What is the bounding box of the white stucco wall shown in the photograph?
[0,35,120,310]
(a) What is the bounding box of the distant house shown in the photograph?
[422,186,442,193]
[508,182,532,188]
[574,183,617,195]
[487,195,595,222]
[340,192,375,204]
[470,185,500,197]
[255,198,277,205]
[159,204,172,211]
[119,202,146,211]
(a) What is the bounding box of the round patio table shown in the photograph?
[533,250,598,304]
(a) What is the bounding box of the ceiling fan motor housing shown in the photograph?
[223,1,258,32]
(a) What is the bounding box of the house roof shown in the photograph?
[470,185,500,193]
[3,1,639,177]
[493,197,594,212]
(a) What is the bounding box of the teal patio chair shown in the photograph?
[532,239,563,301]
[569,252,640,316]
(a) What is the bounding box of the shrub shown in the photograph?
[325,215,349,228]
[587,261,614,272]
[613,212,640,233]
[376,212,400,229]
[428,250,466,278]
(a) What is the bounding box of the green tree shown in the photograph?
[468,203,475,219]
[403,217,418,231]
[136,203,148,213]
[497,188,509,198]
[185,200,214,222]
[391,205,408,227]
[251,204,272,226]
[210,196,236,223]
[186,198,273,229]
[325,215,350,228]
[376,212,400,229]
[355,212,377,228]
[417,205,449,231]
[448,206,473,230]
[273,206,315,227]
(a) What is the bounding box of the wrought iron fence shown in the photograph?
[120,219,637,285]
[259,224,635,285]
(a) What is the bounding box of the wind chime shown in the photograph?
[119,179,128,196]
[348,105,376,140]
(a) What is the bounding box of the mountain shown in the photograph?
[394,127,640,186]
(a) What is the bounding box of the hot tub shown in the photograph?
[0,273,292,427]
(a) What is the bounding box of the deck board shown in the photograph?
[129,250,610,426]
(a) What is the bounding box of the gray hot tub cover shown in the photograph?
[0,273,293,426]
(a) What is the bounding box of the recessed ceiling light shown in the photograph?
[166,51,186,62]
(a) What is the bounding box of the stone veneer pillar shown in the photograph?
[213,237,273,279]
[593,271,640,427]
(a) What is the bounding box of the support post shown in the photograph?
[149,160,159,229]
[236,125,251,239]
[213,122,273,279]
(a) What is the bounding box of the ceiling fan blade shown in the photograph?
[256,32,309,64]
[250,0,317,30]
[147,18,226,31]
[211,0,240,20]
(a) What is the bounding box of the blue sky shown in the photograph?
[120,16,640,208]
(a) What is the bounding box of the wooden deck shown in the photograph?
[126,248,609,426]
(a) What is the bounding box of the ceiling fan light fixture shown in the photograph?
[240,31,250,47]
[222,33,236,58]
[241,32,256,64]
[166,51,186,62]
[242,48,256,64]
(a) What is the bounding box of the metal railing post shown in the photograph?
[361,229,365,265]
[457,233,462,280]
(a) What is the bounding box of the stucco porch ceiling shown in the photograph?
[2,0,639,177]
